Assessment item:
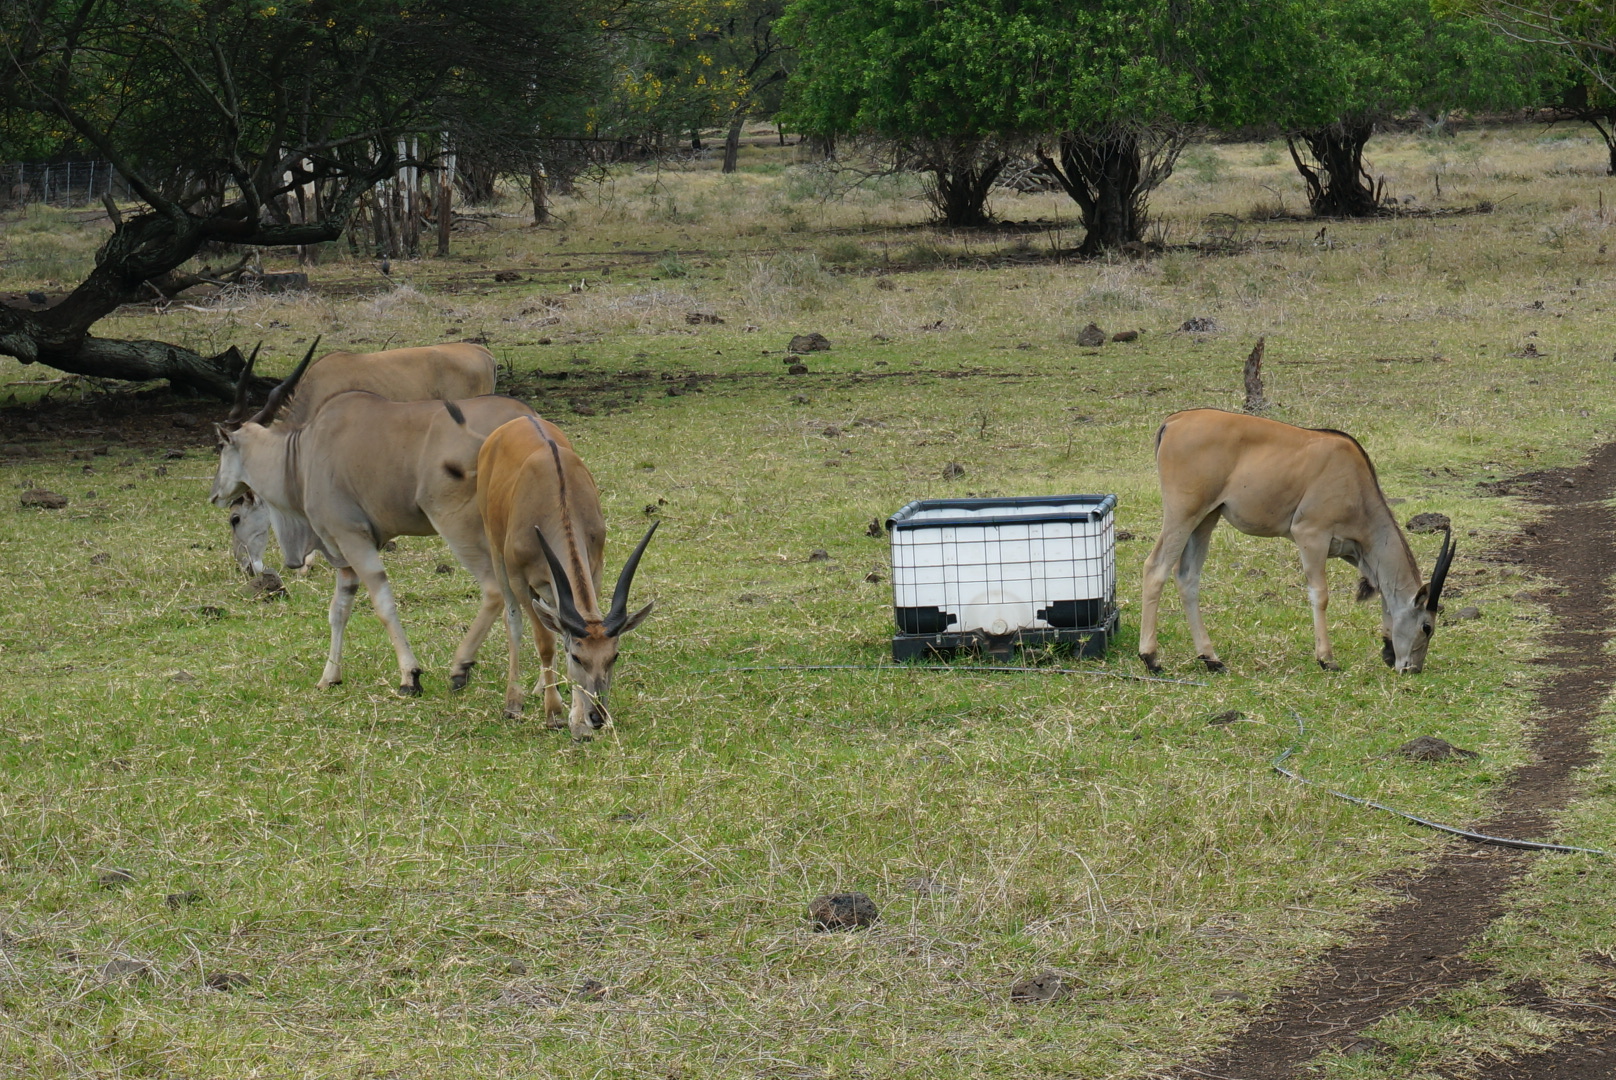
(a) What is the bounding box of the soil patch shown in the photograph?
[1182,447,1616,1078]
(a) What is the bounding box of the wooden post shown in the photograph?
[530,167,549,224]
[437,136,454,257]
[1242,337,1267,414]
[722,114,744,174]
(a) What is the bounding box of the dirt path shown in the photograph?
[1180,445,1616,1079]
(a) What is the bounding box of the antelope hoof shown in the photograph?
[317,677,342,689]
[545,714,569,730]
[450,664,474,692]
[1139,652,1162,674]
[397,671,423,697]
[1200,656,1226,673]
[1318,659,1341,672]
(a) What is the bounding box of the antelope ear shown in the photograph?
[531,596,564,636]
[1414,584,1434,611]
[617,600,654,635]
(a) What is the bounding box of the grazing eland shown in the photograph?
[1138,409,1454,674]
[477,416,657,738]
[212,351,535,695]
[222,341,497,573]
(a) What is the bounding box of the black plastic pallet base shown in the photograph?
[891,610,1120,662]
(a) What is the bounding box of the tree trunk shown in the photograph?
[723,114,745,174]
[1288,122,1382,217]
[926,158,1005,227]
[1589,117,1616,176]
[530,169,550,224]
[0,201,345,399]
[437,169,453,257]
[453,156,499,206]
[1037,129,1183,255]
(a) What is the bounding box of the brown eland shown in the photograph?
[477,416,656,739]
[221,341,497,573]
[1138,409,1454,674]
[211,351,535,695]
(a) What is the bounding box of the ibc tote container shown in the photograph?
[885,495,1118,661]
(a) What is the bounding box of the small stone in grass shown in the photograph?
[502,957,528,975]
[1452,606,1481,621]
[170,670,197,683]
[205,970,250,991]
[808,892,878,931]
[99,958,153,983]
[98,869,136,889]
[788,332,832,353]
[1205,710,1245,726]
[865,518,883,538]
[1398,735,1479,761]
[166,890,203,910]
[575,978,607,1000]
[1009,971,1067,1003]
[808,549,831,562]
[942,461,966,480]
[787,363,809,375]
[1341,1036,1390,1057]
[435,563,454,575]
[1111,330,1139,342]
[822,425,842,437]
[1115,529,1135,541]
[90,552,110,565]
[1405,512,1451,534]
[20,488,67,509]
[248,571,286,599]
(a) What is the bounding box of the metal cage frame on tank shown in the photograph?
[885,495,1119,661]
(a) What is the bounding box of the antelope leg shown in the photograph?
[318,565,362,688]
[1175,511,1224,672]
[1294,531,1338,670]
[1139,511,1213,670]
[347,545,423,695]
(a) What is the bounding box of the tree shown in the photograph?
[1282,1,1548,216]
[1481,0,1616,173]
[780,0,1313,247]
[607,0,791,172]
[0,0,609,397]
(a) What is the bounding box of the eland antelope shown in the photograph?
[222,341,497,573]
[1138,409,1454,674]
[212,351,535,695]
[477,416,656,739]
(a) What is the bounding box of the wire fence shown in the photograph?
[1,160,128,209]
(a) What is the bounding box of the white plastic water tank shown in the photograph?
[887,495,1116,637]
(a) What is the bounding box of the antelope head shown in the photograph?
[210,337,318,507]
[1381,526,1455,674]
[531,521,657,739]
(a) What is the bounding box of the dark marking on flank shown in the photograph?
[444,400,466,425]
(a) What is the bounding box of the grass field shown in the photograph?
[1,124,1614,1078]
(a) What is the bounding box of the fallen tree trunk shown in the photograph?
[0,200,347,400]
